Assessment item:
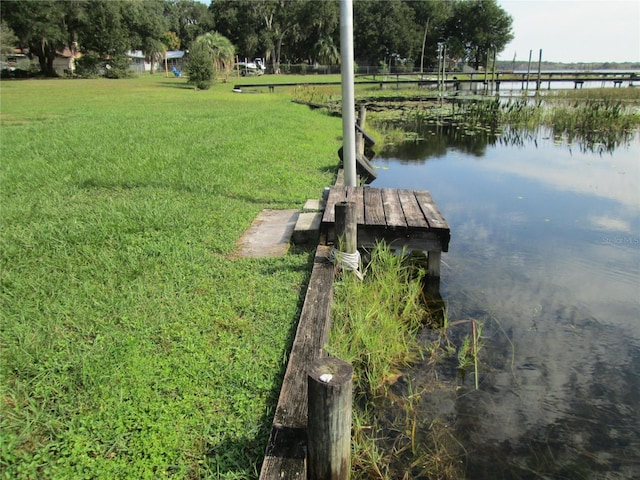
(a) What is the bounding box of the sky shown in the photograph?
[497,0,640,63]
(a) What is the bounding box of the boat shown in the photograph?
[235,58,266,76]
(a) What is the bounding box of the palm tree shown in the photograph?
[314,37,340,66]
[143,37,166,74]
[192,32,235,81]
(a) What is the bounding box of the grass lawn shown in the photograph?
[0,74,341,479]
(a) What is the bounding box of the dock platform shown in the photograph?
[322,186,450,275]
[259,186,451,478]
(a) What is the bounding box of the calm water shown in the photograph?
[372,126,640,478]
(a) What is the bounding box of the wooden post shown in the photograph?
[358,105,367,130]
[536,49,542,91]
[525,49,532,91]
[355,132,364,160]
[335,201,357,255]
[307,357,353,480]
[427,250,441,277]
[491,48,497,95]
[356,106,367,158]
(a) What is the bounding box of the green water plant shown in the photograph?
[328,243,470,478]
[373,90,640,152]
[456,320,484,390]
[328,243,426,396]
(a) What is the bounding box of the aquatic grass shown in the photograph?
[328,243,427,396]
[546,97,640,150]
[328,243,467,478]
[455,320,484,390]
[291,85,341,107]
[549,86,640,104]
[372,89,640,152]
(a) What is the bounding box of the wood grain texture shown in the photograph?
[259,245,335,479]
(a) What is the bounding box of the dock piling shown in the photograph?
[307,357,353,480]
[335,201,357,257]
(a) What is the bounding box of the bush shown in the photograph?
[76,53,134,79]
[0,68,31,79]
[378,60,389,76]
[104,54,134,79]
[186,47,213,90]
[75,52,102,78]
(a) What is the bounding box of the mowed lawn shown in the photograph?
[0,74,341,479]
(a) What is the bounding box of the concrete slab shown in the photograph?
[233,209,299,258]
[292,211,322,244]
[302,199,326,212]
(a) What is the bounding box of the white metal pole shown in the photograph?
[340,0,356,187]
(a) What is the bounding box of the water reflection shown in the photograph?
[372,128,640,477]
[382,124,498,160]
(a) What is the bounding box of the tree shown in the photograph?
[192,32,235,80]
[296,0,340,65]
[0,20,18,57]
[78,0,172,75]
[313,37,340,66]
[0,0,74,76]
[0,0,515,78]
[246,0,305,72]
[445,0,513,69]
[186,41,213,89]
[407,0,453,72]
[123,0,171,53]
[354,0,419,68]
[80,0,130,57]
[211,0,318,72]
[171,0,214,49]
[143,37,166,74]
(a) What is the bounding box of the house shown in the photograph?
[126,50,186,74]
[53,46,81,76]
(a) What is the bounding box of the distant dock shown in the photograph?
[233,71,638,93]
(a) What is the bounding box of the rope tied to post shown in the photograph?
[329,247,364,280]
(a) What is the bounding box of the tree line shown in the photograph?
[0,0,513,77]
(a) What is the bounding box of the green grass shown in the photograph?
[0,74,341,478]
[327,244,467,479]
[327,244,426,397]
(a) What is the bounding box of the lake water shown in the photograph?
[371,125,640,478]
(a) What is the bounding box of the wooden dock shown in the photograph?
[233,71,638,93]
[322,185,450,276]
[259,186,451,478]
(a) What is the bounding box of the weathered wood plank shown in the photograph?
[381,188,407,228]
[321,186,450,253]
[397,189,429,228]
[357,228,442,252]
[259,245,335,479]
[364,188,386,226]
[413,190,449,230]
[322,185,346,224]
[413,190,451,252]
[345,186,365,225]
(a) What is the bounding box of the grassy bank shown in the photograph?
[0,74,341,478]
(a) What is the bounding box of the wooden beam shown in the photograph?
[259,245,335,479]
